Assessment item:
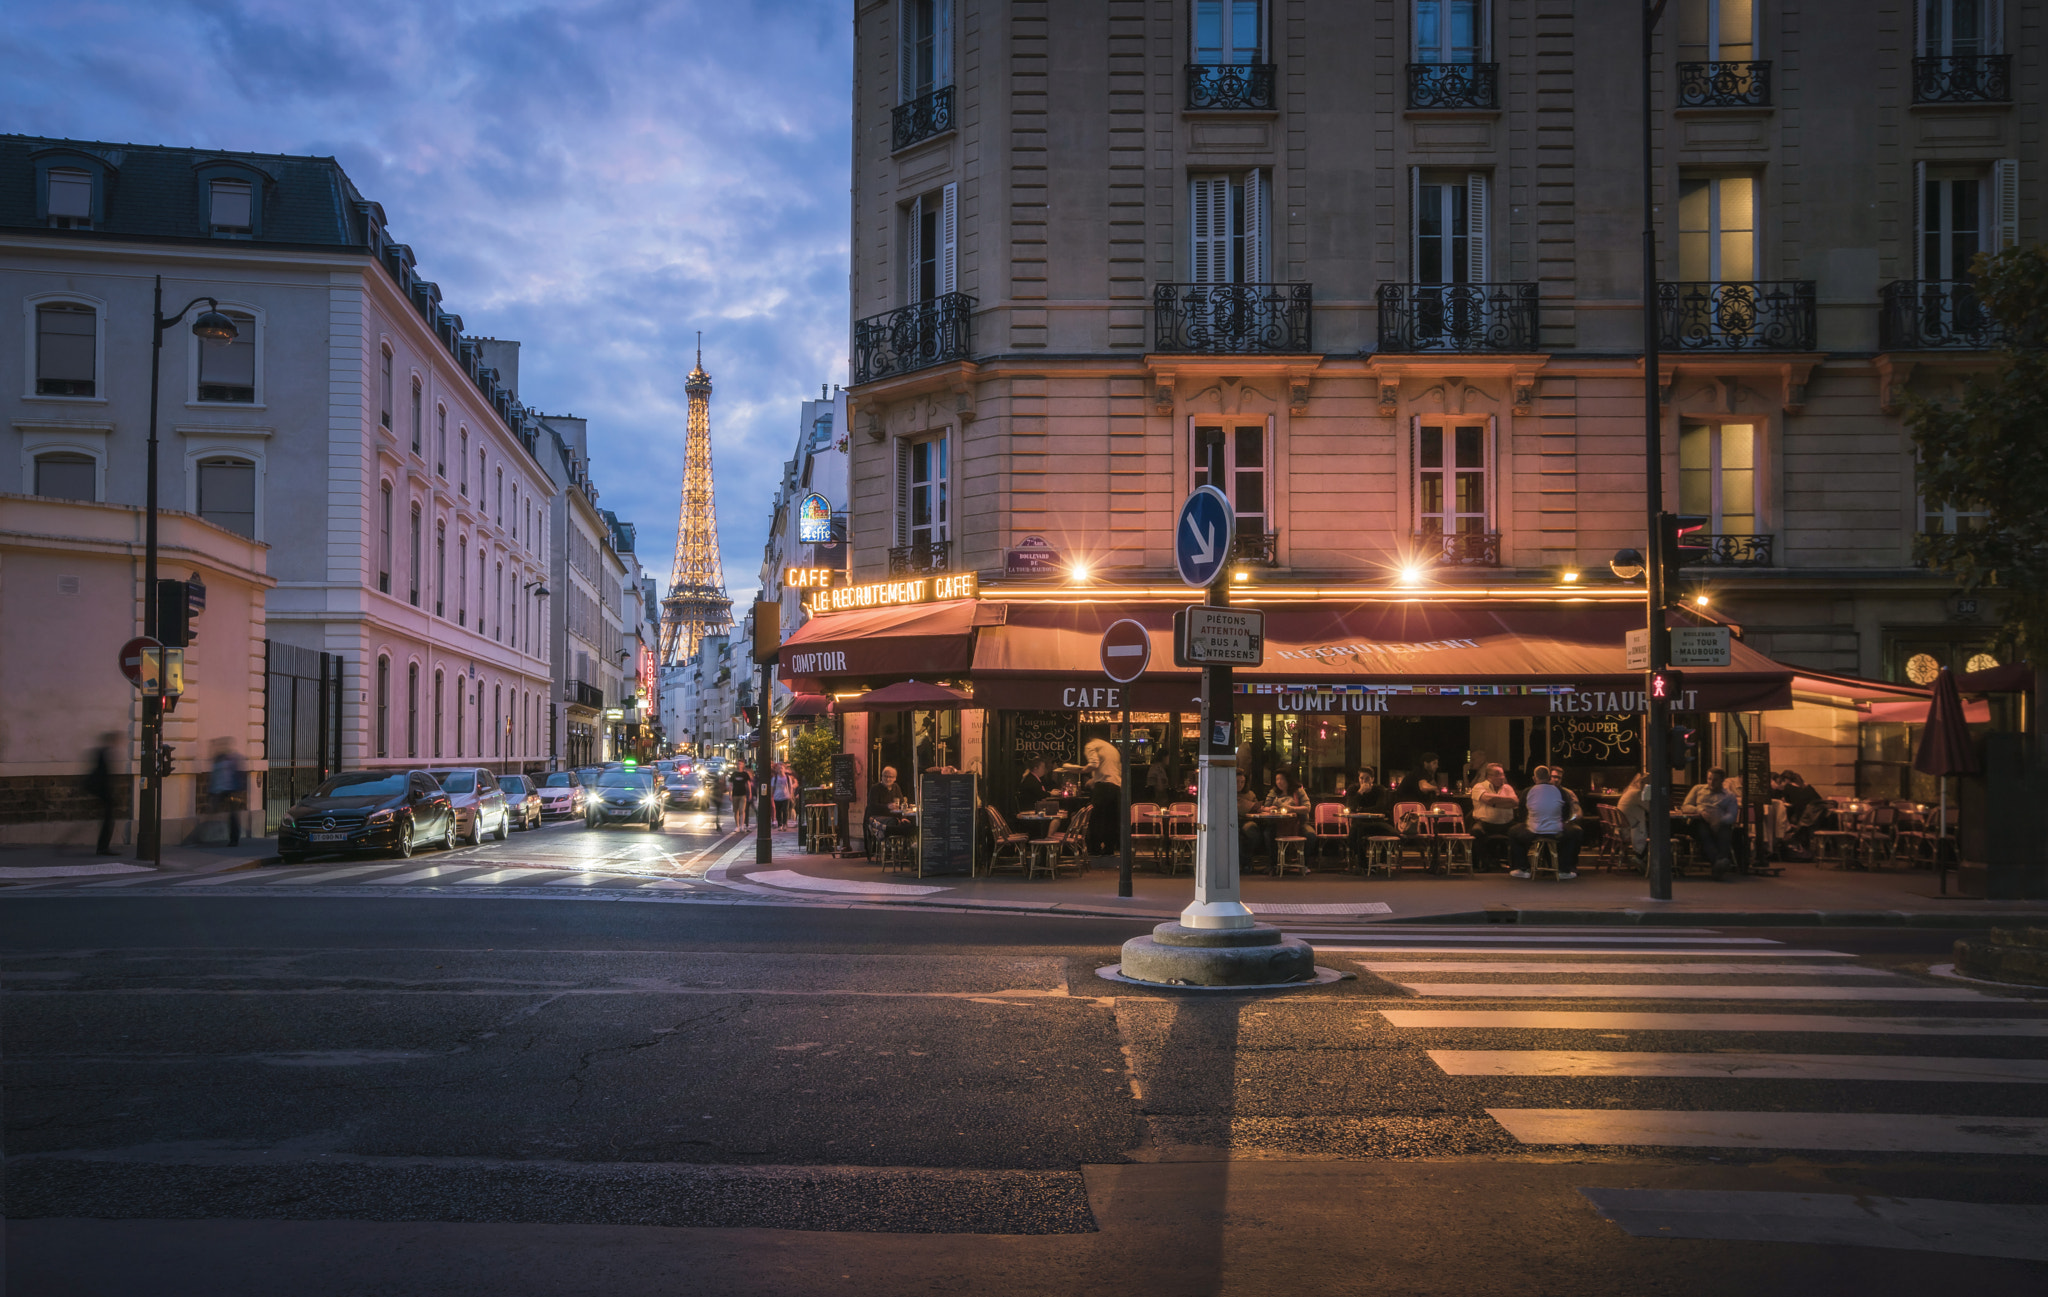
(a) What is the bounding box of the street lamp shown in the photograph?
[1641,0,1677,900]
[139,277,238,865]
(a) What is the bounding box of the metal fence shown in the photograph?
[262,640,344,833]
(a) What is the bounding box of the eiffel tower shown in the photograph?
[660,338,733,665]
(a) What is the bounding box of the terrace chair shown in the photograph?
[1391,801,1433,872]
[984,805,1030,877]
[1166,802,1198,875]
[1309,801,1350,868]
[1130,802,1165,868]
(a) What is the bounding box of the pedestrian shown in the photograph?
[1083,731,1122,857]
[731,763,754,828]
[207,738,247,847]
[84,731,119,855]
[772,762,796,829]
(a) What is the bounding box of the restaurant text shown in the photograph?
[806,570,978,614]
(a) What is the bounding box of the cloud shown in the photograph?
[1,0,851,608]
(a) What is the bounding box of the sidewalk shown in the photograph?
[722,837,2048,927]
[0,837,274,881]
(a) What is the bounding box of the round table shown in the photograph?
[1248,811,1305,875]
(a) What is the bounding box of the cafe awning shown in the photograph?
[835,680,974,712]
[782,693,832,719]
[778,598,986,687]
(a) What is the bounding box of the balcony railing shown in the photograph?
[1406,61,1500,110]
[1376,282,1538,353]
[1914,54,2011,103]
[1655,281,1816,351]
[1699,534,1774,567]
[888,539,952,576]
[567,681,604,711]
[1186,63,1276,111]
[1880,280,2005,351]
[853,292,975,385]
[1415,530,1502,568]
[1231,527,1280,567]
[1154,283,1313,355]
[1676,60,1771,107]
[892,85,955,151]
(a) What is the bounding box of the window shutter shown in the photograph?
[1486,415,1499,529]
[1244,170,1270,283]
[894,438,912,546]
[899,0,913,103]
[1466,172,1489,283]
[1409,167,1422,280]
[1911,0,1921,56]
[1409,414,1422,529]
[938,182,958,296]
[906,198,923,302]
[1912,160,1927,278]
[1993,159,2019,251]
[1191,177,1229,283]
[935,0,953,86]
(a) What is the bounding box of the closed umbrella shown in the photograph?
[1913,667,1977,882]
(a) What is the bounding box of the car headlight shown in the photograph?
[367,809,395,825]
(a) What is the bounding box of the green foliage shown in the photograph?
[788,721,838,791]
[1906,244,2048,657]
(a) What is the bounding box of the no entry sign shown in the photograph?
[119,636,162,686]
[1099,619,1152,684]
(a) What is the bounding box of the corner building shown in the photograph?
[813,1,2040,805]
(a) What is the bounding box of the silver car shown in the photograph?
[427,767,511,844]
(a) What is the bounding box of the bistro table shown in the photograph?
[1248,810,1306,875]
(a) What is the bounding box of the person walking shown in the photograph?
[730,763,754,829]
[207,739,247,847]
[85,731,119,855]
[772,762,797,830]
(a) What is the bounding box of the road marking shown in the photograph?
[360,864,488,885]
[80,875,173,887]
[452,869,565,885]
[633,879,696,890]
[1249,902,1393,915]
[1314,947,1852,958]
[1490,1109,2048,1154]
[1393,983,2007,1001]
[746,869,948,897]
[544,873,611,886]
[1432,1050,2048,1082]
[1359,962,1895,976]
[258,865,408,886]
[0,862,152,879]
[1382,1010,2048,1035]
[1578,1188,2048,1261]
[1283,932,1782,944]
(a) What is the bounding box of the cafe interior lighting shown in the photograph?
[1560,569,1581,584]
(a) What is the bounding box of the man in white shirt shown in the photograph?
[1084,735,1122,856]
[1467,762,1518,871]
[1511,764,1582,879]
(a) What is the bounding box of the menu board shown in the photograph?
[1550,713,1641,765]
[918,771,978,878]
[1014,712,1078,768]
[830,753,858,804]
[1742,743,1772,803]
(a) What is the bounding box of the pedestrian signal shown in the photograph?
[1649,668,1686,703]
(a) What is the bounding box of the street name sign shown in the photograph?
[1625,628,1649,670]
[1175,605,1265,667]
[1174,485,1235,587]
[1099,619,1152,684]
[1626,625,1731,669]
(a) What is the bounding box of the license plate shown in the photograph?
[308,832,349,842]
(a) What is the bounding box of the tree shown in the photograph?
[1908,244,2048,657]
[787,721,838,791]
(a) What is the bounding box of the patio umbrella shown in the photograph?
[834,680,972,712]
[1912,666,1979,851]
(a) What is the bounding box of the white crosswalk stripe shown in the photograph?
[1363,942,2048,1155]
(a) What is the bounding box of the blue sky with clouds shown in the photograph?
[4,0,851,607]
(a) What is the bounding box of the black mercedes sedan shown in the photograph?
[277,770,457,863]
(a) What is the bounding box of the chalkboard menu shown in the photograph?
[830,753,858,804]
[1742,743,1771,802]
[918,772,978,878]
[1014,712,1078,768]
[1550,714,1641,765]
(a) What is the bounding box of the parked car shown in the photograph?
[498,774,543,831]
[588,769,665,830]
[428,767,511,844]
[536,770,587,820]
[665,769,706,808]
[278,770,455,863]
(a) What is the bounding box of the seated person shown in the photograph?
[1019,759,1050,808]
[1236,771,1269,867]
[1616,770,1650,859]
[1466,763,1519,871]
[1265,769,1309,814]
[1695,774,1742,877]
[1511,764,1583,878]
[1777,770,1830,853]
[1680,767,1728,816]
[1394,753,1445,805]
[865,766,914,855]
[1345,768,1398,850]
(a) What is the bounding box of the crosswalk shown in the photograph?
[1,859,708,898]
[1302,925,2048,1157]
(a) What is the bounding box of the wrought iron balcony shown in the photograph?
[1153,283,1313,355]
[1655,281,1816,351]
[892,85,955,151]
[1880,280,2005,351]
[1186,63,1276,111]
[1676,60,1771,108]
[888,539,952,576]
[853,292,975,385]
[1913,54,2011,103]
[1406,61,1499,110]
[1376,282,1538,353]
[1699,534,1774,567]
[566,681,605,711]
[1414,530,1502,568]
[1231,528,1280,568]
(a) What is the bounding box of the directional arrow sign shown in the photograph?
[1175,485,1235,587]
[1100,618,1152,684]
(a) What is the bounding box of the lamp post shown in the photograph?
[1641,0,1676,901]
[139,277,238,865]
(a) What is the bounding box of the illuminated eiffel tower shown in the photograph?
[660,337,733,664]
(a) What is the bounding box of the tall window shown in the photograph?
[477,682,486,758]
[407,663,419,758]
[458,535,469,626]
[435,522,447,617]
[1190,172,1269,283]
[436,406,448,476]
[433,669,445,758]
[510,483,518,539]
[495,561,504,640]
[1678,0,1756,62]
[1677,174,1757,282]
[1920,168,1985,279]
[410,378,423,453]
[1413,0,1480,62]
[46,168,94,229]
[378,482,393,594]
[35,303,96,396]
[34,452,95,501]
[900,0,951,100]
[196,312,256,402]
[376,655,391,758]
[208,179,253,235]
[479,550,488,633]
[379,346,393,428]
[1679,422,1758,536]
[408,503,422,606]
[906,185,957,303]
[459,429,469,493]
[1414,172,1488,283]
[1195,0,1264,63]
[1416,422,1490,536]
[494,685,503,757]
[1192,424,1268,535]
[1920,0,1998,54]
[479,450,487,505]
[198,458,257,537]
[896,434,950,548]
[456,680,466,758]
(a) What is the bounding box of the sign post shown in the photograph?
[1100,619,1151,899]
[1173,485,1250,932]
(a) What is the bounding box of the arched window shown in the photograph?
[436,406,447,476]
[197,457,256,537]
[33,451,95,501]
[36,302,96,396]
[494,684,503,757]
[410,378,423,453]
[407,662,419,758]
[435,522,447,617]
[433,669,445,758]
[376,655,391,758]
[408,502,422,606]
[196,311,256,403]
[378,482,393,594]
[379,346,393,428]
[475,681,485,757]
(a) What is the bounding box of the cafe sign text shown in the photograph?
[806,570,978,615]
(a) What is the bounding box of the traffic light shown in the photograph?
[1658,512,1712,604]
[156,580,189,648]
[1650,668,1686,704]
[185,575,206,644]
[1666,722,1699,768]
[153,744,176,778]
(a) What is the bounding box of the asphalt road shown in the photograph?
[4,890,2045,1296]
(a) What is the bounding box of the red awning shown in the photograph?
[778,599,982,686]
[783,694,832,719]
[835,680,973,712]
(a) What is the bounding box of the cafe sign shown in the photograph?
[805,570,978,615]
[798,493,835,544]
[785,566,836,591]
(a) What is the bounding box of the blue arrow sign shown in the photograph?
[1175,485,1235,588]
